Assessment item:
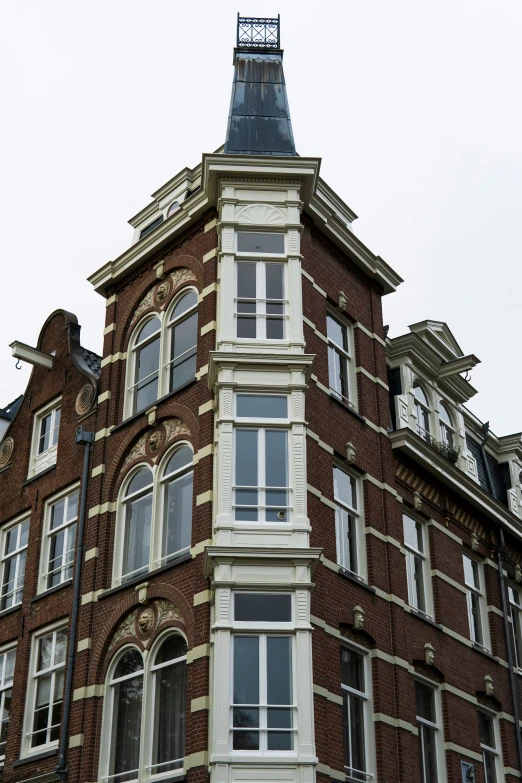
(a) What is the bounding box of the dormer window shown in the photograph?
[139,216,163,240]
[439,403,454,448]
[167,201,180,218]
[413,384,431,442]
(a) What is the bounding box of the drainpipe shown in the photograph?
[497,527,522,773]
[481,423,522,771]
[56,427,94,783]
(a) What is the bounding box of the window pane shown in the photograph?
[237,317,257,339]
[237,263,256,298]
[483,750,497,783]
[50,499,65,530]
[135,317,161,345]
[152,657,186,772]
[413,384,429,407]
[267,637,292,705]
[155,636,187,665]
[234,593,291,622]
[265,431,287,488]
[170,352,196,391]
[66,492,79,521]
[237,395,287,419]
[328,345,347,399]
[111,673,143,782]
[54,631,67,665]
[336,507,357,573]
[136,336,160,383]
[233,637,259,704]
[233,730,259,750]
[39,413,52,454]
[412,553,426,612]
[38,634,53,671]
[349,694,366,775]
[135,375,159,413]
[340,648,364,692]
[403,515,423,552]
[267,707,292,728]
[5,527,17,556]
[163,470,193,557]
[170,290,197,322]
[114,649,143,680]
[463,556,479,589]
[420,724,438,783]
[265,264,284,299]
[266,318,284,340]
[5,651,15,683]
[479,712,495,748]
[51,408,61,446]
[171,312,197,362]
[267,731,293,751]
[123,493,152,580]
[439,403,452,427]
[233,707,259,727]
[126,468,153,496]
[334,469,356,509]
[415,682,435,723]
[237,232,284,254]
[236,430,258,487]
[163,446,192,477]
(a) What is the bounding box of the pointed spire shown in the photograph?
[224,15,296,156]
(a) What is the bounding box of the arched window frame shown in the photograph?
[412,382,432,443]
[438,400,455,449]
[124,286,199,420]
[113,444,194,588]
[98,631,188,783]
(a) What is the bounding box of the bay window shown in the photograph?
[327,314,353,405]
[102,634,187,783]
[24,626,67,753]
[341,646,370,782]
[235,231,286,340]
[234,395,290,523]
[403,514,431,616]
[334,468,363,577]
[231,592,294,753]
[463,554,488,649]
[0,516,29,610]
[0,646,15,760]
[114,446,194,586]
[415,681,442,783]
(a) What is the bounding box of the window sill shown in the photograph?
[409,608,442,630]
[31,579,72,603]
[0,603,22,619]
[23,464,56,486]
[13,748,57,767]
[329,392,366,424]
[98,552,191,600]
[112,380,197,435]
[337,567,376,594]
[471,642,497,662]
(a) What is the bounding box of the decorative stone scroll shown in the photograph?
[0,437,14,469]
[108,599,182,651]
[76,383,96,416]
[121,418,191,471]
[130,267,197,325]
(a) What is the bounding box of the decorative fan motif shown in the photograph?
[236,204,286,226]
[0,437,14,469]
[76,383,96,416]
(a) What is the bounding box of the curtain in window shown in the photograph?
[152,637,187,773]
[111,651,144,783]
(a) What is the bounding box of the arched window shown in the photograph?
[439,403,454,448]
[130,317,161,414]
[151,636,187,774]
[109,648,144,783]
[114,448,193,586]
[102,636,187,783]
[413,383,431,442]
[122,468,154,584]
[160,446,193,565]
[167,290,198,393]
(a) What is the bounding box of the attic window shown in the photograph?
[167,201,180,218]
[140,216,164,239]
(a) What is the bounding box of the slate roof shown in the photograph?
[79,347,102,378]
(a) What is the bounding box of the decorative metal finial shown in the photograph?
[237,14,280,49]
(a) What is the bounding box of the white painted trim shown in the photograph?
[97,390,111,404]
[91,464,105,477]
[201,321,217,336]
[95,427,113,441]
[431,569,468,595]
[356,365,389,390]
[307,484,336,511]
[196,490,213,506]
[77,638,92,652]
[84,548,99,561]
[374,713,418,735]
[193,590,211,606]
[355,321,386,347]
[100,351,126,367]
[88,502,116,518]
[301,268,327,297]
[444,742,482,762]
[105,293,118,307]
[306,428,334,455]
[313,684,343,705]
[103,323,116,335]
[203,248,217,263]
[69,734,84,748]
[198,400,214,415]
[204,218,217,232]
[198,283,217,301]
[73,683,104,701]
[81,590,102,605]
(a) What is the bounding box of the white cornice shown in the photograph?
[203,545,323,578]
[390,428,522,540]
[208,351,315,389]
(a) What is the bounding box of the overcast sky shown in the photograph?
[1,0,521,435]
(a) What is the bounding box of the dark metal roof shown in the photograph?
[0,395,22,422]
[466,435,509,506]
[225,17,296,157]
[79,347,102,378]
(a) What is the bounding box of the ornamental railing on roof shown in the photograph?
[237,15,280,49]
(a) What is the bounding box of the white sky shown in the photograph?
[1,0,521,436]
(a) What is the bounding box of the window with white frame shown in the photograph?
[101,634,187,783]
[114,445,193,585]
[0,516,29,610]
[327,314,354,405]
[415,681,442,783]
[334,467,363,577]
[233,394,290,524]
[341,646,371,782]
[24,626,67,753]
[231,592,294,752]
[0,646,15,760]
[463,554,487,648]
[30,399,61,476]
[508,585,522,669]
[403,514,431,616]
[126,288,199,417]
[438,402,455,448]
[235,231,286,340]
[478,711,500,783]
[413,383,431,442]
[40,488,79,592]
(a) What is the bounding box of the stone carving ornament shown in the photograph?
[163,418,191,443]
[75,383,96,416]
[131,268,196,325]
[137,606,155,634]
[109,600,182,650]
[0,437,14,469]
[121,433,148,471]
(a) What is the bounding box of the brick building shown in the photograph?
[0,15,521,783]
